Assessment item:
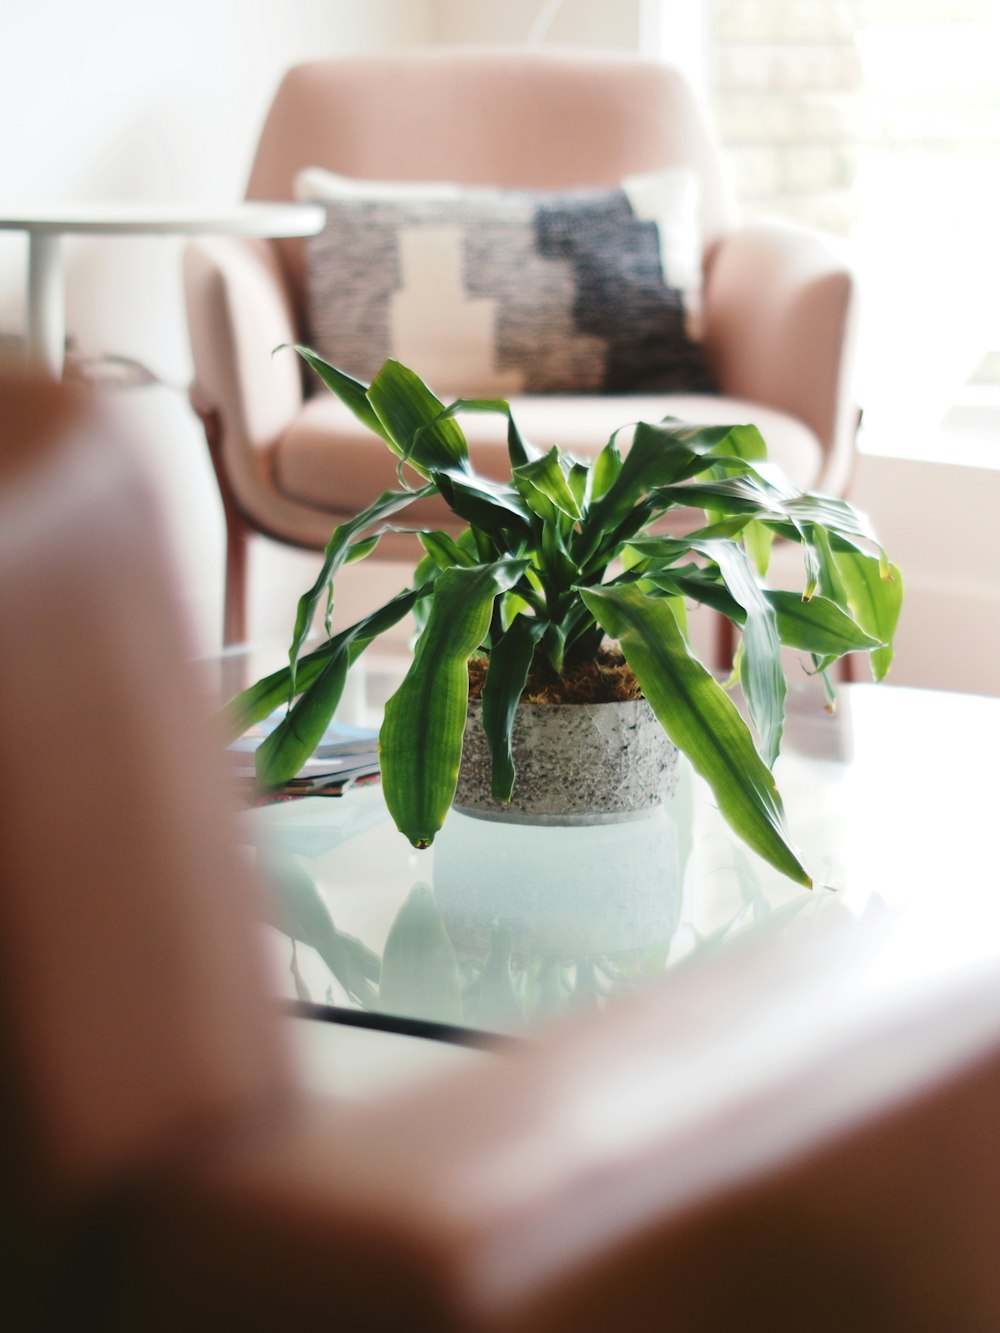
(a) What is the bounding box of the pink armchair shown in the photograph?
[185,49,859,643]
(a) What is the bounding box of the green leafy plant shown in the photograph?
[227,348,902,888]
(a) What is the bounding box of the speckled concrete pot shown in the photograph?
[453,697,679,826]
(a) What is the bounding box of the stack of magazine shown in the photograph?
[228,710,380,804]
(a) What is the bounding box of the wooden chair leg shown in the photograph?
[190,394,251,646]
[714,610,736,675]
[223,522,250,647]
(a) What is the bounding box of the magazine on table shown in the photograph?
[228,708,380,800]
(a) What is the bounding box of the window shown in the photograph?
[645,0,1000,460]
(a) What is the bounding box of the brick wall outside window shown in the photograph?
[708,1,1000,236]
[706,0,1000,425]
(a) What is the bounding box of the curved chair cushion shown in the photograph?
[272,391,824,530]
[295,166,713,398]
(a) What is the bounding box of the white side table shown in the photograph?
[0,202,325,377]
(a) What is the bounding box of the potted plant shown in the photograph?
[227,348,902,888]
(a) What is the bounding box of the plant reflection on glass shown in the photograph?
[228,350,902,887]
[259,828,815,1036]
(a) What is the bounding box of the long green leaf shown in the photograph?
[380,559,528,848]
[831,544,904,681]
[691,539,785,768]
[811,524,850,604]
[588,434,624,505]
[416,394,536,470]
[287,484,434,692]
[479,617,548,801]
[225,584,429,742]
[655,475,782,516]
[580,584,811,887]
[767,591,883,656]
[581,419,743,549]
[653,577,884,660]
[368,359,469,476]
[283,344,391,444]
[433,469,532,535]
[513,447,582,521]
[255,648,349,787]
[418,529,477,570]
[658,477,883,561]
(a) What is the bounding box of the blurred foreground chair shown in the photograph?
[184,49,860,643]
[5,377,1000,1331]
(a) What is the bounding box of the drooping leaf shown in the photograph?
[624,534,712,569]
[666,570,745,621]
[479,616,548,801]
[831,543,904,681]
[580,583,811,887]
[655,578,884,661]
[380,559,528,848]
[223,585,430,739]
[810,524,850,605]
[287,483,435,693]
[256,648,349,787]
[689,539,785,768]
[782,493,881,549]
[655,474,784,517]
[766,591,884,656]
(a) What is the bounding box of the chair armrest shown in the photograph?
[183,236,304,455]
[123,920,1000,1330]
[702,221,859,495]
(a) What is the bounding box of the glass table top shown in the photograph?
[218,648,1000,1042]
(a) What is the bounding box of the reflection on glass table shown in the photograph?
[234,657,999,1043]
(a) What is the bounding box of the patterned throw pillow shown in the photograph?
[295,166,714,398]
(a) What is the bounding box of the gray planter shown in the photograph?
[454,697,679,826]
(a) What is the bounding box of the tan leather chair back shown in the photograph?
[0,379,292,1223]
[246,49,734,310]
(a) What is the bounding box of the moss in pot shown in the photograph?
[225,348,902,888]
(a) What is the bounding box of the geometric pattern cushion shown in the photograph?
[295,167,715,398]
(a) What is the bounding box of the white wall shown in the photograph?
[0,1,434,652]
[0,2,434,363]
[851,452,1000,697]
[429,0,640,50]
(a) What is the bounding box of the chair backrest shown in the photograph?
[246,49,734,310]
[0,379,293,1229]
